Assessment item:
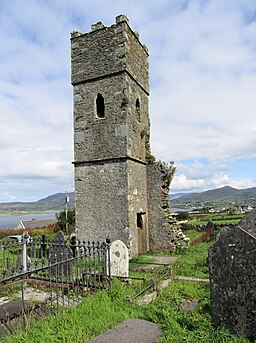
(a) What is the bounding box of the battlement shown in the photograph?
[90,15,129,32]
[71,15,149,93]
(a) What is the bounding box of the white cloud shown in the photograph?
[0,0,256,201]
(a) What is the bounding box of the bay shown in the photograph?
[0,210,57,230]
[171,207,194,212]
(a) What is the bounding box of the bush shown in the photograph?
[56,209,75,233]
[0,225,57,240]
[176,212,190,221]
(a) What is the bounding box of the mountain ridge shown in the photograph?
[0,186,255,212]
[171,186,256,205]
[0,192,75,211]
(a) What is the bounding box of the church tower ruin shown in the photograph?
[71,15,150,256]
[71,15,187,257]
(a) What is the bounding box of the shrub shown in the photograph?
[56,209,75,233]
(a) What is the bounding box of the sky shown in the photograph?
[0,0,256,203]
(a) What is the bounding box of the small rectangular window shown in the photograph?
[96,93,105,118]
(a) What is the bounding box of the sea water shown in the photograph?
[0,210,57,230]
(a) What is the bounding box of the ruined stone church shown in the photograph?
[71,15,182,257]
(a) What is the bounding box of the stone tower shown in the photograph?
[71,15,150,256]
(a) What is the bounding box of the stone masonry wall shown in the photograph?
[72,16,149,164]
[72,15,187,256]
[125,74,149,161]
[71,15,149,93]
[75,161,129,244]
[73,74,128,162]
[147,162,176,251]
[72,15,150,257]
[127,160,148,256]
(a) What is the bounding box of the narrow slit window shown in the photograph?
[96,93,105,118]
[136,98,141,122]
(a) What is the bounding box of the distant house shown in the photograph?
[16,219,56,230]
[228,206,244,215]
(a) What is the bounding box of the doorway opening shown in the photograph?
[137,212,147,254]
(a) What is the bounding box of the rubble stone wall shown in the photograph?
[147,162,185,251]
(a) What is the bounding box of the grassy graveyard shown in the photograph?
[0,230,252,343]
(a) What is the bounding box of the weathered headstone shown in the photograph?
[238,208,256,237]
[208,225,256,340]
[108,240,129,277]
[16,255,31,273]
[49,231,72,277]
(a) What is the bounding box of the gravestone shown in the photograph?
[108,240,129,277]
[49,231,72,277]
[208,225,256,340]
[16,255,31,273]
[238,208,256,237]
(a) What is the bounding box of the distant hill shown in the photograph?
[171,192,186,200]
[171,186,256,206]
[1,186,255,212]
[0,192,75,212]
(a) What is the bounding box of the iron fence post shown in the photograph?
[106,236,111,284]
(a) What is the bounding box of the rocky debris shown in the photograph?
[168,216,190,251]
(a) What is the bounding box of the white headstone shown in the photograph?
[108,240,129,277]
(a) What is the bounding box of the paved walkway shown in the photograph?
[144,255,178,265]
[173,276,209,283]
[88,318,163,343]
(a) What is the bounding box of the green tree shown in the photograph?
[176,212,190,221]
[56,208,75,234]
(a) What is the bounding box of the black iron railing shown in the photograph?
[0,235,111,315]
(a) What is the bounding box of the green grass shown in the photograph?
[0,280,140,343]
[189,219,241,226]
[129,255,156,265]
[172,241,212,279]
[182,230,203,241]
[1,235,253,343]
[145,281,250,343]
[1,280,251,343]
[188,213,244,227]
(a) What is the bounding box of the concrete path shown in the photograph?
[173,276,209,283]
[88,318,163,343]
[145,255,178,265]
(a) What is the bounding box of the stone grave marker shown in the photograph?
[108,240,129,277]
[16,255,31,273]
[49,231,72,277]
[208,224,256,340]
[238,208,256,237]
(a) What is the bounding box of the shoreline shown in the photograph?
[0,210,58,216]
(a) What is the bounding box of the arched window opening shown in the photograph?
[96,93,105,118]
[136,98,141,123]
